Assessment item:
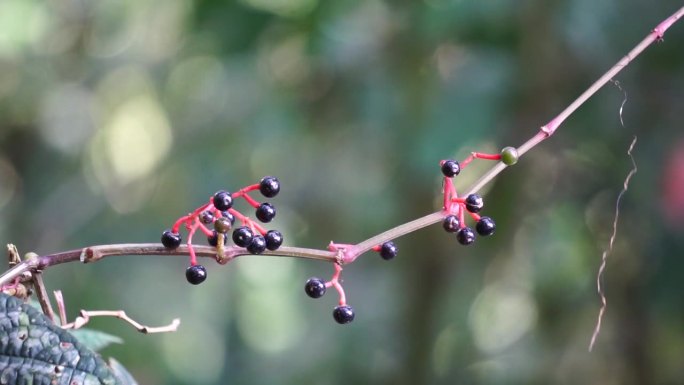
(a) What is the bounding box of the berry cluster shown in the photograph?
[161,176,284,285]
[440,147,518,245]
[304,240,398,324]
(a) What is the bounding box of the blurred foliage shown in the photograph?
[1,0,683,384]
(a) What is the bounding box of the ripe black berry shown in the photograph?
[441,160,461,177]
[442,215,460,233]
[379,241,398,260]
[214,217,232,233]
[207,230,228,247]
[265,230,283,250]
[259,176,280,198]
[456,227,476,245]
[161,230,182,249]
[304,278,326,298]
[213,190,233,211]
[333,305,355,324]
[255,202,276,223]
[465,194,484,213]
[199,211,214,224]
[232,226,254,247]
[476,216,496,236]
[246,235,267,254]
[220,211,235,225]
[186,265,207,285]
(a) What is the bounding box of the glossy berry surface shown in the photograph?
[255,203,276,223]
[441,160,461,177]
[246,235,267,254]
[259,176,280,198]
[456,227,476,245]
[199,211,214,224]
[501,146,519,166]
[304,278,326,298]
[265,230,283,250]
[161,230,182,249]
[214,217,232,233]
[207,230,228,247]
[220,211,235,224]
[186,265,207,285]
[333,305,355,324]
[476,216,496,236]
[213,190,233,211]
[379,241,398,260]
[465,194,484,213]
[232,226,254,247]
[442,215,460,233]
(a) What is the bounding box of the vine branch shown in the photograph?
[1,6,683,300]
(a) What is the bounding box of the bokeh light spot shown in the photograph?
[102,95,172,184]
[469,284,537,353]
[161,320,226,384]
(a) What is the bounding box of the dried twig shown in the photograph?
[61,310,181,334]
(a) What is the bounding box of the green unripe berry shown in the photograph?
[500,146,519,166]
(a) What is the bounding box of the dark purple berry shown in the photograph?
[476,216,496,236]
[186,265,207,285]
[232,226,254,247]
[199,211,215,224]
[246,235,267,254]
[442,215,460,233]
[265,230,283,250]
[304,278,326,298]
[214,217,232,233]
[220,211,235,225]
[213,190,233,211]
[161,230,182,249]
[207,230,228,247]
[379,241,398,260]
[259,176,280,198]
[456,227,476,245]
[333,305,355,324]
[255,202,276,223]
[441,160,461,177]
[465,194,484,213]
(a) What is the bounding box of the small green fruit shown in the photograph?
[500,147,519,166]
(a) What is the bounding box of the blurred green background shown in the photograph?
[1,0,683,384]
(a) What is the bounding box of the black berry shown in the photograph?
[465,194,484,213]
[304,278,326,298]
[259,176,280,198]
[220,211,235,225]
[442,215,460,233]
[246,235,267,254]
[213,190,233,211]
[379,241,398,260]
[441,160,461,177]
[207,230,228,247]
[476,216,496,236]
[186,265,207,285]
[161,230,182,249]
[265,230,283,250]
[199,211,214,224]
[333,305,355,324]
[456,227,476,245]
[232,226,254,247]
[255,202,276,223]
[214,217,232,233]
